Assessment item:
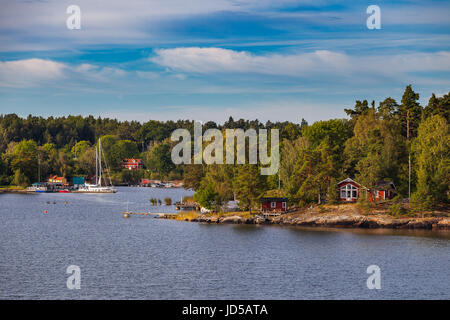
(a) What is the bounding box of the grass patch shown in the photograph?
[0,185,25,190]
[175,211,199,221]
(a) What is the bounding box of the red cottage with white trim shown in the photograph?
[337,178,396,202]
[337,178,362,202]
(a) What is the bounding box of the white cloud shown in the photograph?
[0,59,66,87]
[151,47,450,78]
[0,59,126,87]
[151,47,351,75]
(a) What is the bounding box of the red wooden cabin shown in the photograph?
[338,178,362,202]
[338,178,395,202]
[260,197,288,213]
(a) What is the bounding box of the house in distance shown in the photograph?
[260,189,288,213]
[337,178,395,202]
[121,158,143,170]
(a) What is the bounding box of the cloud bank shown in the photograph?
[151,47,450,78]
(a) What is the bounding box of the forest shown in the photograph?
[0,85,448,211]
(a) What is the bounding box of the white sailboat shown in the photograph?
[74,138,117,193]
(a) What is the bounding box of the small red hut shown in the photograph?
[369,181,396,202]
[260,190,288,213]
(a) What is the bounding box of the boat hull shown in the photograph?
[72,189,117,193]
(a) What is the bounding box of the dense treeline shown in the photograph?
[1,85,448,211]
[0,111,306,186]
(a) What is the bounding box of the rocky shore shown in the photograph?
[187,214,450,230]
[158,204,450,230]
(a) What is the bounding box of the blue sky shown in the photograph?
[0,0,449,123]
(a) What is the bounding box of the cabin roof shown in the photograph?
[260,197,288,202]
[337,178,360,186]
[375,181,396,190]
[262,189,287,198]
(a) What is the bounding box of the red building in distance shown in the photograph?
[260,190,288,213]
[337,178,395,202]
[121,158,143,170]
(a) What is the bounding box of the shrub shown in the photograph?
[388,202,406,217]
[164,197,172,205]
[357,197,372,213]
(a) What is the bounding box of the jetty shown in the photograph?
[175,202,200,211]
[121,212,178,219]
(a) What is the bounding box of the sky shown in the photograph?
[0,0,449,124]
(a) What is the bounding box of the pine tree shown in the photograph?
[398,85,422,139]
[233,164,265,210]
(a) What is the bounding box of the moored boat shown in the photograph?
[73,138,117,194]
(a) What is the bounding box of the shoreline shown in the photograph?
[158,204,450,230]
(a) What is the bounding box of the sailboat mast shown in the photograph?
[98,138,103,186]
[95,141,98,184]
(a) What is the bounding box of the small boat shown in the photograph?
[27,183,48,193]
[122,201,131,218]
[73,138,117,193]
[58,189,70,193]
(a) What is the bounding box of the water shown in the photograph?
[0,187,449,299]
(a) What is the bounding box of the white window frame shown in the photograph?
[271,201,276,208]
[282,202,286,209]
[341,184,358,200]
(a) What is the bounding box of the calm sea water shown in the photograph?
[0,187,449,300]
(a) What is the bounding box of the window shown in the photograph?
[271,202,276,208]
[341,184,358,199]
[282,202,286,209]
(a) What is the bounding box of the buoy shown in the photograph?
[44,210,47,214]
[123,213,130,218]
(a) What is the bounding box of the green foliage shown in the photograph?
[398,85,423,139]
[423,92,449,122]
[388,197,407,217]
[377,97,398,119]
[71,140,91,157]
[194,183,220,210]
[344,109,408,195]
[164,197,172,205]
[109,140,140,167]
[233,164,266,210]
[10,140,38,184]
[145,143,175,179]
[411,115,449,209]
[116,169,144,185]
[12,168,29,186]
[0,88,447,210]
[182,164,205,190]
[344,100,369,119]
[357,197,373,213]
[327,177,339,204]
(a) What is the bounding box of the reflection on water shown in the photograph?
[0,187,449,300]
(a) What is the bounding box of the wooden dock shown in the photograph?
[122,211,178,219]
[174,202,200,210]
